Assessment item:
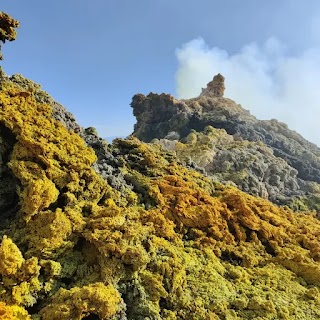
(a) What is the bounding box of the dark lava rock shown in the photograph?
[82,127,133,197]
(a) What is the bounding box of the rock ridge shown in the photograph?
[131,74,320,208]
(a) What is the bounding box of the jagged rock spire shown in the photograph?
[200,73,225,97]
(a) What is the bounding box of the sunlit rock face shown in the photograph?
[200,73,225,97]
[131,75,320,209]
[1,70,320,319]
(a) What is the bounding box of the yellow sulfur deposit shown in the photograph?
[39,283,122,320]
[1,78,320,319]
[0,302,30,320]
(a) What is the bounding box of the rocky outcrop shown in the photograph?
[4,11,320,318]
[200,73,225,97]
[5,73,135,205]
[153,126,319,207]
[8,74,83,133]
[82,127,134,202]
[2,76,320,319]
[131,75,320,207]
[1,72,320,319]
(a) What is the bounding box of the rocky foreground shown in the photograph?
[0,70,320,320]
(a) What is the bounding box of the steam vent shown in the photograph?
[200,73,225,97]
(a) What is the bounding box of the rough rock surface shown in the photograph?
[132,75,320,208]
[0,12,19,60]
[4,73,135,205]
[82,127,134,201]
[1,74,320,319]
[153,126,320,208]
[200,73,225,97]
[8,73,83,133]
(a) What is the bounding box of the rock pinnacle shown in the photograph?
[200,73,225,97]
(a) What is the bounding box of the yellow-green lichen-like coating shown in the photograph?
[0,12,20,60]
[1,77,320,319]
[0,302,30,320]
[0,236,24,276]
[39,283,122,320]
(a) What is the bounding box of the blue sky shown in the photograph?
[2,1,320,144]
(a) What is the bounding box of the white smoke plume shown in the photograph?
[175,37,320,146]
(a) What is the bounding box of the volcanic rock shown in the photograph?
[153,126,314,206]
[2,61,320,319]
[1,72,320,319]
[200,73,225,97]
[132,76,320,208]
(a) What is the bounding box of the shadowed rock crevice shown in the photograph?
[0,122,20,224]
[82,314,100,320]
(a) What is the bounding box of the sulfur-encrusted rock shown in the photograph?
[8,73,83,133]
[153,126,317,206]
[82,127,135,204]
[5,73,134,205]
[4,12,320,319]
[131,78,320,208]
[1,68,320,318]
[200,73,225,97]
[0,12,19,60]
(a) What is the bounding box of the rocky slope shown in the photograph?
[0,70,320,320]
[1,13,320,319]
[132,75,320,209]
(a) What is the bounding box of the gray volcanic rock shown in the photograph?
[131,78,320,185]
[132,74,320,207]
[82,127,133,198]
[52,101,82,133]
[153,126,315,206]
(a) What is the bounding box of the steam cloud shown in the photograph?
[175,38,320,146]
